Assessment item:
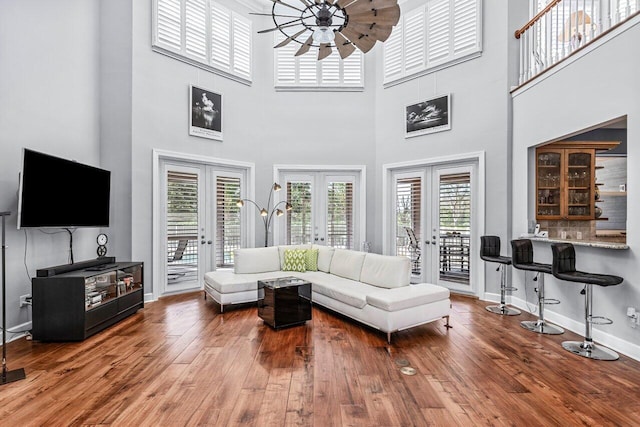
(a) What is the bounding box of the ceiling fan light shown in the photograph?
[313,27,335,44]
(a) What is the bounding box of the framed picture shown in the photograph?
[405,94,451,138]
[189,85,222,141]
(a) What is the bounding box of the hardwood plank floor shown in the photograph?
[1,292,639,426]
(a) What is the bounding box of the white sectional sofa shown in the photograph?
[204,245,451,342]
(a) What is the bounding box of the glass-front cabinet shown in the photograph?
[536,147,594,220]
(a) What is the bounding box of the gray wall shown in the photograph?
[512,21,640,350]
[0,0,102,329]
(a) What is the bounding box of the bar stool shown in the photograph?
[480,236,520,315]
[511,239,564,334]
[551,243,623,361]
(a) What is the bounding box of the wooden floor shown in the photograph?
[1,293,640,426]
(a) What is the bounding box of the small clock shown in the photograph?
[97,233,108,257]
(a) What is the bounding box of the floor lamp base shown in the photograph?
[1,368,26,386]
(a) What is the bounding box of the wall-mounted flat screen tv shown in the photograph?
[18,149,111,228]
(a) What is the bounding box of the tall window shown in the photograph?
[287,182,313,245]
[153,0,252,83]
[274,33,364,89]
[166,171,199,284]
[395,177,422,269]
[215,176,241,268]
[439,172,471,284]
[383,0,482,85]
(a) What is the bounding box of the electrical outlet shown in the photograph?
[19,294,31,308]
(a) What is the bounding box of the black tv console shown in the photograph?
[32,259,144,341]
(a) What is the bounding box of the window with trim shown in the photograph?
[383,0,482,85]
[153,0,252,83]
[274,33,364,89]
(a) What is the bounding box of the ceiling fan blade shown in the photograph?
[258,20,303,34]
[348,5,400,26]
[339,27,376,52]
[318,44,332,60]
[334,32,356,59]
[335,0,357,8]
[295,35,314,56]
[345,22,393,42]
[269,0,305,13]
[275,28,309,48]
[250,12,302,19]
[345,0,397,15]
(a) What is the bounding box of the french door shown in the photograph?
[391,163,476,294]
[276,170,364,249]
[160,160,247,295]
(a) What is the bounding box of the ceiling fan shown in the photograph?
[253,0,400,61]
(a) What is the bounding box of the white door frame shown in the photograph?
[382,152,485,298]
[152,149,255,301]
[273,165,367,249]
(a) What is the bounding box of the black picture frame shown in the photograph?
[405,94,451,138]
[189,85,223,141]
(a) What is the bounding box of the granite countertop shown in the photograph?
[523,235,629,250]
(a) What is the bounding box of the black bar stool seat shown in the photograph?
[551,243,623,361]
[480,236,520,316]
[511,239,563,335]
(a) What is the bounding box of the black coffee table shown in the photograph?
[257,277,312,329]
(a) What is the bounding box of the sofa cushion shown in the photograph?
[366,283,450,312]
[329,249,366,281]
[234,247,281,274]
[360,253,410,289]
[204,270,291,294]
[283,249,307,272]
[278,244,312,269]
[309,273,378,309]
[305,249,319,271]
[314,245,335,273]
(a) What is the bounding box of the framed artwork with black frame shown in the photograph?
[189,85,223,141]
[405,94,451,138]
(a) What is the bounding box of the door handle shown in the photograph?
[207,240,212,244]
[320,237,325,242]
[314,237,319,241]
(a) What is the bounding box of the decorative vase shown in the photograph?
[594,186,600,201]
[595,206,603,218]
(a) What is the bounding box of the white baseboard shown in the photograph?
[144,292,155,303]
[508,295,640,362]
[2,321,33,344]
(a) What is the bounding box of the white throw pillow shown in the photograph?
[234,247,281,274]
[329,249,366,281]
[360,253,410,288]
[313,245,335,273]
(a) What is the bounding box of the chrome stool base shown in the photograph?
[521,320,564,335]
[562,341,619,361]
[486,304,521,316]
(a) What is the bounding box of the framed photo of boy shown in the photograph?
[189,85,223,141]
[405,94,451,138]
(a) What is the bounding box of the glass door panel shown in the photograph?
[394,174,423,276]
[536,150,562,218]
[567,151,593,219]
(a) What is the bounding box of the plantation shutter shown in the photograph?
[404,7,425,74]
[395,177,422,255]
[210,3,231,69]
[383,20,403,81]
[439,173,471,234]
[185,0,207,61]
[215,176,241,268]
[321,53,340,85]
[166,171,199,282]
[298,53,318,85]
[157,0,182,51]
[427,0,451,65]
[453,0,479,55]
[232,13,252,79]
[326,181,354,249]
[342,51,363,86]
[286,182,313,245]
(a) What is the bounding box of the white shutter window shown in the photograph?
[404,7,425,74]
[157,0,182,51]
[438,172,471,285]
[427,0,451,65]
[286,182,313,245]
[232,13,252,79]
[342,51,363,86]
[326,181,354,249]
[166,171,199,283]
[275,34,297,85]
[383,21,403,81]
[185,0,207,61]
[152,0,252,83]
[395,177,421,264]
[384,0,481,86]
[453,0,478,55]
[210,3,231,70]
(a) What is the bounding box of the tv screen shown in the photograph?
[18,149,111,228]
